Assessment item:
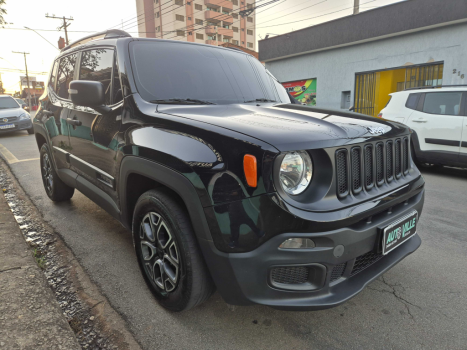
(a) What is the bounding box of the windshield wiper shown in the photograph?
[244,98,277,103]
[149,98,215,105]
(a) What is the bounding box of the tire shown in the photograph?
[27,127,34,135]
[132,188,214,311]
[40,144,75,201]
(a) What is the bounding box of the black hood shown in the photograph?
[157,103,410,151]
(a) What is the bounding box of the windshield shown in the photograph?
[0,96,20,109]
[15,98,25,105]
[130,41,290,105]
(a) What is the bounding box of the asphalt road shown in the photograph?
[1,130,466,350]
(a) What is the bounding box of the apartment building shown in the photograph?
[135,0,256,50]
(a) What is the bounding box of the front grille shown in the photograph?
[336,149,348,197]
[402,137,409,174]
[364,145,374,189]
[271,266,308,285]
[395,139,402,178]
[386,141,393,182]
[0,117,17,123]
[351,147,362,193]
[350,251,383,276]
[330,263,347,282]
[335,136,411,198]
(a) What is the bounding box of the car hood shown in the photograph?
[157,103,410,151]
[0,107,24,118]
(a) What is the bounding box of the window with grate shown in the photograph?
[176,14,185,21]
[196,18,203,25]
[247,3,252,8]
[232,13,238,19]
[196,33,204,39]
[247,42,253,48]
[247,17,253,22]
[155,12,160,18]
[176,30,185,36]
[232,39,239,45]
[175,0,183,5]
[247,29,253,35]
[195,3,202,10]
[232,26,238,32]
[232,0,238,4]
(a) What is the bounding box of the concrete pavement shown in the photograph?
[0,130,466,350]
[0,170,80,349]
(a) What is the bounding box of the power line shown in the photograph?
[252,0,377,29]
[45,14,74,45]
[254,0,326,26]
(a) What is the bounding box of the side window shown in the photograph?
[422,92,463,116]
[79,49,114,105]
[112,53,123,104]
[49,61,58,91]
[56,53,78,99]
[405,93,420,110]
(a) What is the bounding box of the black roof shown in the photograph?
[258,0,467,62]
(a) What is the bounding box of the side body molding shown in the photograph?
[119,156,213,242]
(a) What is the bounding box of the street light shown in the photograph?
[24,27,59,51]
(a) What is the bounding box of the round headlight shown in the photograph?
[279,151,312,195]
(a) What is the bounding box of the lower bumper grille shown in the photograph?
[271,266,308,285]
[350,251,383,276]
[330,262,347,282]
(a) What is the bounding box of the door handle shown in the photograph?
[412,118,427,123]
[66,118,82,126]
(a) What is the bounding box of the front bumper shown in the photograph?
[0,120,33,132]
[200,186,424,310]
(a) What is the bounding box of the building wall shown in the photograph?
[137,0,256,50]
[265,23,467,111]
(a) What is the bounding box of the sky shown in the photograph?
[0,0,401,93]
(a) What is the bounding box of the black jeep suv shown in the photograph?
[33,30,425,311]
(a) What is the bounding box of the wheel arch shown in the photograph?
[119,156,212,242]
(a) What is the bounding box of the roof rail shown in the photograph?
[404,85,467,91]
[61,29,131,52]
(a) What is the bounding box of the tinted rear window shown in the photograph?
[405,93,420,110]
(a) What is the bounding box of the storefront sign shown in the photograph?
[282,79,317,105]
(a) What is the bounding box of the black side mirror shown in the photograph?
[69,80,110,114]
[349,105,355,111]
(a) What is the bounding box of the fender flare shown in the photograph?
[119,156,212,241]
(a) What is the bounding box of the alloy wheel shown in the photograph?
[139,212,180,294]
[42,153,53,194]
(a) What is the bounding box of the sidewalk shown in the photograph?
[0,191,80,349]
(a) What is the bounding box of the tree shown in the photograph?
[0,0,7,27]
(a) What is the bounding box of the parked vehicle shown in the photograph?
[378,86,467,167]
[0,95,33,134]
[33,30,425,311]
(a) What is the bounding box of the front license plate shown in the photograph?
[382,210,418,255]
[0,124,15,130]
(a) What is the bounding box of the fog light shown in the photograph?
[279,238,315,249]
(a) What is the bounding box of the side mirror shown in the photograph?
[69,80,110,114]
[349,105,355,111]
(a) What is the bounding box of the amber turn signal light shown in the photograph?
[243,154,257,187]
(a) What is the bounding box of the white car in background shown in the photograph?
[378,86,467,168]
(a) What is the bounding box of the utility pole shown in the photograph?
[45,14,74,45]
[12,51,31,111]
[353,0,360,14]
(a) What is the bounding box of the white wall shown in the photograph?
[265,23,467,110]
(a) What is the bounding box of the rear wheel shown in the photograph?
[132,188,214,311]
[40,144,74,201]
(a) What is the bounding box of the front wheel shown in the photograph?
[40,144,74,201]
[132,188,214,311]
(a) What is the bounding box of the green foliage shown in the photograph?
[32,248,47,269]
[0,0,7,27]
